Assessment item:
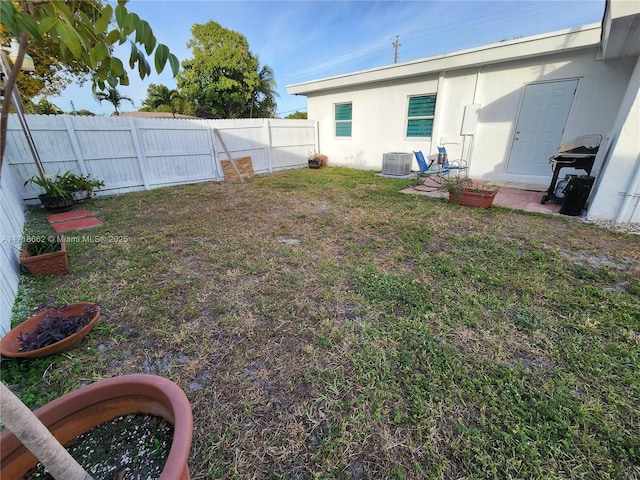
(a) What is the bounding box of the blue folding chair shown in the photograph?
[414,150,449,189]
[438,146,469,178]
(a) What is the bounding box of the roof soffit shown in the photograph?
[601,0,640,59]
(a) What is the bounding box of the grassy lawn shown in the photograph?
[2,167,639,479]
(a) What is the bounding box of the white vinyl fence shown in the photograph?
[0,161,26,336]
[1,114,317,335]
[5,115,318,200]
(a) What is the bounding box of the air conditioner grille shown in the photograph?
[382,152,413,176]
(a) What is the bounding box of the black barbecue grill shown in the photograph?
[540,134,601,204]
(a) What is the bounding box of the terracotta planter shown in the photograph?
[449,188,497,209]
[308,158,321,169]
[0,374,193,479]
[20,237,68,276]
[38,193,75,212]
[0,302,100,358]
[309,155,327,169]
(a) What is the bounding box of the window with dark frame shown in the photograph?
[335,102,352,137]
[406,95,436,137]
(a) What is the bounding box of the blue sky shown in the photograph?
[49,0,606,117]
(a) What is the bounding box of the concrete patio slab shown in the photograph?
[401,183,564,216]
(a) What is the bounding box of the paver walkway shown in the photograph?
[401,181,563,215]
[47,209,103,232]
[402,180,561,215]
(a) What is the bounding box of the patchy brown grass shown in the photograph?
[3,167,639,479]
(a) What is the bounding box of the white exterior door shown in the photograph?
[507,80,578,175]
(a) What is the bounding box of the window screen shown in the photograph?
[335,103,352,137]
[406,95,436,137]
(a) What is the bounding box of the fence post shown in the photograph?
[206,120,221,180]
[265,119,273,173]
[127,117,150,190]
[62,115,87,175]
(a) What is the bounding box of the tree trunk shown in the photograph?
[0,382,93,480]
[0,32,30,181]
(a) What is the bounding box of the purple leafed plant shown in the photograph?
[17,304,99,352]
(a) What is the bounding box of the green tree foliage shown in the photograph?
[250,64,279,118]
[285,111,308,120]
[16,39,91,101]
[27,98,64,115]
[140,83,195,116]
[94,86,134,115]
[177,21,277,118]
[1,0,180,176]
[141,83,179,109]
[1,0,179,95]
[0,1,100,102]
[170,96,196,116]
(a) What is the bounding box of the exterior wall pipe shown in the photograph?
[432,72,447,154]
[463,67,483,168]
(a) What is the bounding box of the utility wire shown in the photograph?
[285,1,593,82]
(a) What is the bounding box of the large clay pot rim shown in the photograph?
[0,374,193,480]
[40,374,193,480]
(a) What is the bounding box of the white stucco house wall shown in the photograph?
[287,0,640,224]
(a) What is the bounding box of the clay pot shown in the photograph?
[0,302,100,358]
[308,154,328,169]
[38,193,75,213]
[449,188,497,209]
[20,237,68,276]
[0,374,193,479]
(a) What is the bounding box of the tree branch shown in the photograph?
[0,33,30,179]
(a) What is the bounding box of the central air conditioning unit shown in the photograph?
[382,152,413,176]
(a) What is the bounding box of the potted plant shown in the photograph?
[308,152,328,169]
[0,302,100,358]
[20,235,68,276]
[59,172,105,202]
[441,177,499,209]
[0,374,193,479]
[24,172,75,212]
